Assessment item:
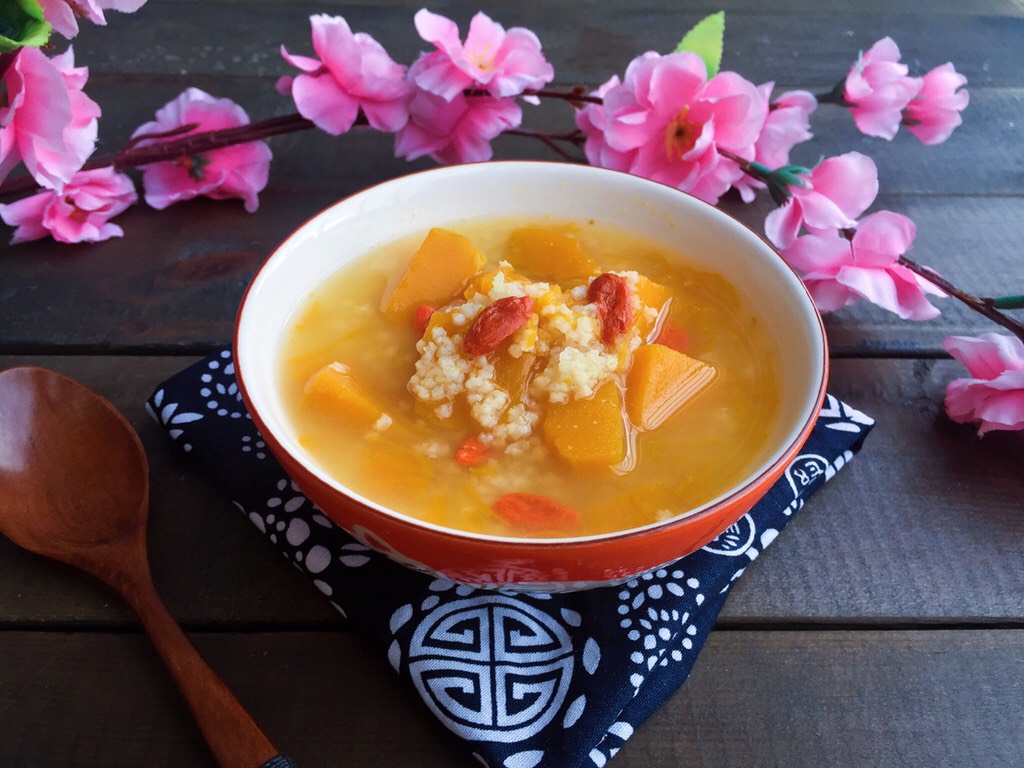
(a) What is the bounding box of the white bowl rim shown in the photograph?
[235,160,829,547]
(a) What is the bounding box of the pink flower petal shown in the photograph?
[806,152,878,222]
[804,277,859,313]
[132,89,270,212]
[851,211,915,267]
[780,232,852,273]
[292,74,361,135]
[944,334,1024,379]
[279,45,323,74]
[281,15,411,132]
[765,200,807,250]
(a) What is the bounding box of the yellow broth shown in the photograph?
[277,218,783,538]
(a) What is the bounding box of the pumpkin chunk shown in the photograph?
[506,227,599,281]
[542,381,626,466]
[633,275,672,340]
[492,350,537,404]
[304,362,383,427]
[382,228,486,322]
[625,344,716,430]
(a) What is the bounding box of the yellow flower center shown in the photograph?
[64,197,89,223]
[664,107,700,160]
[469,43,494,72]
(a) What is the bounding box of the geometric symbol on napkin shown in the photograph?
[408,596,575,741]
[701,512,756,556]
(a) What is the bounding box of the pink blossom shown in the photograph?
[765,152,878,249]
[394,90,521,165]
[0,47,100,192]
[573,76,635,175]
[843,37,922,140]
[943,334,1024,435]
[902,63,969,145]
[278,14,412,135]
[781,210,944,320]
[131,88,271,213]
[734,85,817,203]
[575,51,767,205]
[410,9,554,101]
[0,167,137,244]
[39,0,149,39]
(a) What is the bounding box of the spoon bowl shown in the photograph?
[0,366,293,768]
[0,365,147,554]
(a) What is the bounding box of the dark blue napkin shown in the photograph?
[148,347,873,768]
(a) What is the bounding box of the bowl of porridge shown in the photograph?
[235,161,827,590]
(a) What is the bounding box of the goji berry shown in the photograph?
[493,493,581,532]
[414,304,436,336]
[463,296,534,356]
[588,273,633,344]
[454,435,491,466]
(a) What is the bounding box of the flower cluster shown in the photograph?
[0,0,272,243]
[842,37,969,144]
[0,5,1019,435]
[278,10,554,165]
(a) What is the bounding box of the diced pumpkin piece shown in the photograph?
[382,228,486,322]
[626,344,716,430]
[542,381,626,466]
[633,275,673,340]
[507,227,599,281]
[493,351,537,404]
[304,362,383,426]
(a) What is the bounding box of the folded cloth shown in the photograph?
[148,348,874,768]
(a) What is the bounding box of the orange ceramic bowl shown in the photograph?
[235,162,827,591]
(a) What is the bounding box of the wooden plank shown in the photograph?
[0,629,1020,766]
[72,1,1024,87]
[0,356,1021,627]
[1,190,1019,355]
[720,357,1024,625]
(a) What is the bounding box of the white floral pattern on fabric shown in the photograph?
[148,348,875,768]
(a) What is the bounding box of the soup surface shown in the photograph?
[278,218,782,538]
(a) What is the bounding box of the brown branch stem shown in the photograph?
[504,128,586,161]
[898,256,1024,345]
[0,113,316,198]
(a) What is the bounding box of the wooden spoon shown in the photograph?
[0,366,295,768]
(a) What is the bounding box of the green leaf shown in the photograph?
[674,11,725,79]
[0,0,51,53]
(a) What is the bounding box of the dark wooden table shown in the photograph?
[2,1,1022,766]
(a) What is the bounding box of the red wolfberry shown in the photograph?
[493,493,581,532]
[463,296,534,356]
[414,304,436,336]
[588,273,633,344]
[454,436,491,466]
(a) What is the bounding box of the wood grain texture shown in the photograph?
[2,193,1022,355]
[0,629,1020,767]
[0,356,1020,627]
[72,1,1024,87]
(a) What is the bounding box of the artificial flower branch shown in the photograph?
[0,83,600,199]
[0,113,315,198]
[896,256,1024,345]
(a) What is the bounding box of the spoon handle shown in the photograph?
[122,574,295,768]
